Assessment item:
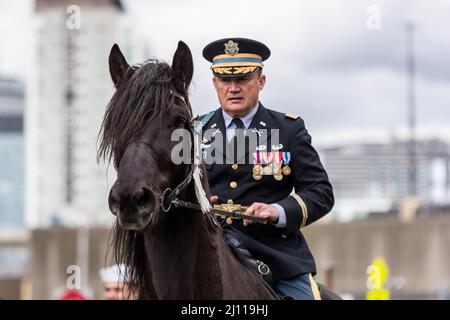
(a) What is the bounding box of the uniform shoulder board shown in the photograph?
[285,112,301,120]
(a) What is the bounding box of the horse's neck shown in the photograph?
[143,185,276,299]
[144,186,223,299]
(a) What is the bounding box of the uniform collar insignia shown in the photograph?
[252,128,262,137]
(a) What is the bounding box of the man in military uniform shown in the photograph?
[198,37,334,300]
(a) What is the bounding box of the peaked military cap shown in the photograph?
[203,37,271,78]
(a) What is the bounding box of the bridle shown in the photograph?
[159,90,197,213]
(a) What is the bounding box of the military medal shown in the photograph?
[273,152,283,180]
[282,166,291,175]
[263,152,273,175]
[252,152,262,174]
[273,163,283,181]
[253,166,263,180]
[274,164,283,180]
[282,152,291,175]
[252,152,263,180]
[253,165,262,174]
[253,173,262,180]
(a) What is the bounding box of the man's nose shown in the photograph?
[228,81,240,92]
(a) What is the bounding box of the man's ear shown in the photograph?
[171,41,193,94]
[258,74,266,90]
[109,43,130,88]
[212,76,218,89]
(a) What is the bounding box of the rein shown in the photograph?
[172,199,269,224]
[160,170,268,224]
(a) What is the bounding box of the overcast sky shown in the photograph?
[0,0,449,146]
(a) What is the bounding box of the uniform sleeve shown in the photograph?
[275,119,334,234]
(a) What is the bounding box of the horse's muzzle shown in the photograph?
[108,184,158,230]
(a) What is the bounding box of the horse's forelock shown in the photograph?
[97,59,174,164]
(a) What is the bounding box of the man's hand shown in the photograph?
[244,202,279,226]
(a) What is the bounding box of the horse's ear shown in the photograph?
[171,41,193,94]
[109,43,130,88]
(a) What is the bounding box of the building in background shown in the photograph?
[26,0,145,228]
[0,76,24,228]
[0,76,29,299]
[320,139,450,221]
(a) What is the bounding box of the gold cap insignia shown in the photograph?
[224,40,239,55]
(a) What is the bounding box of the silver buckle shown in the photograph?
[257,260,270,276]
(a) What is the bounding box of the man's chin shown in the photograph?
[223,103,252,115]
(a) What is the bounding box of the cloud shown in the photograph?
[1,0,449,144]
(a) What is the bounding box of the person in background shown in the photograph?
[99,264,136,300]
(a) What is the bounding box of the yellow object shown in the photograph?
[372,257,389,286]
[213,66,258,75]
[366,288,390,300]
[214,203,247,212]
[309,273,322,300]
[291,194,308,229]
[366,256,390,300]
[232,164,239,170]
[285,112,300,120]
[213,53,262,63]
[229,181,237,189]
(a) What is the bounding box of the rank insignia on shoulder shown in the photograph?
[285,112,300,120]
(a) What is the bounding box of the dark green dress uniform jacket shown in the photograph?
[199,103,334,280]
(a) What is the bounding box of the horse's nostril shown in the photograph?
[108,189,119,215]
[134,188,155,208]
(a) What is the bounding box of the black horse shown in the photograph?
[97,42,277,299]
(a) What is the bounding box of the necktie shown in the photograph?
[231,117,245,130]
[231,118,245,163]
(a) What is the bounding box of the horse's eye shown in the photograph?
[172,117,184,128]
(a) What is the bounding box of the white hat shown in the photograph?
[99,264,131,284]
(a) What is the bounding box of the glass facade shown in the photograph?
[0,132,23,228]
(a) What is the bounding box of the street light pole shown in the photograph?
[406,22,417,197]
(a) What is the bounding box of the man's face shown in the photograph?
[213,71,266,117]
[103,282,135,300]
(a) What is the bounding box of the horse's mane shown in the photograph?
[99,59,177,299]
[97,59,175,165]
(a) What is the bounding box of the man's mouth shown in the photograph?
[228,97,243,103]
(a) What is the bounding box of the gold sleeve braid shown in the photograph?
[291,194,308,229]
